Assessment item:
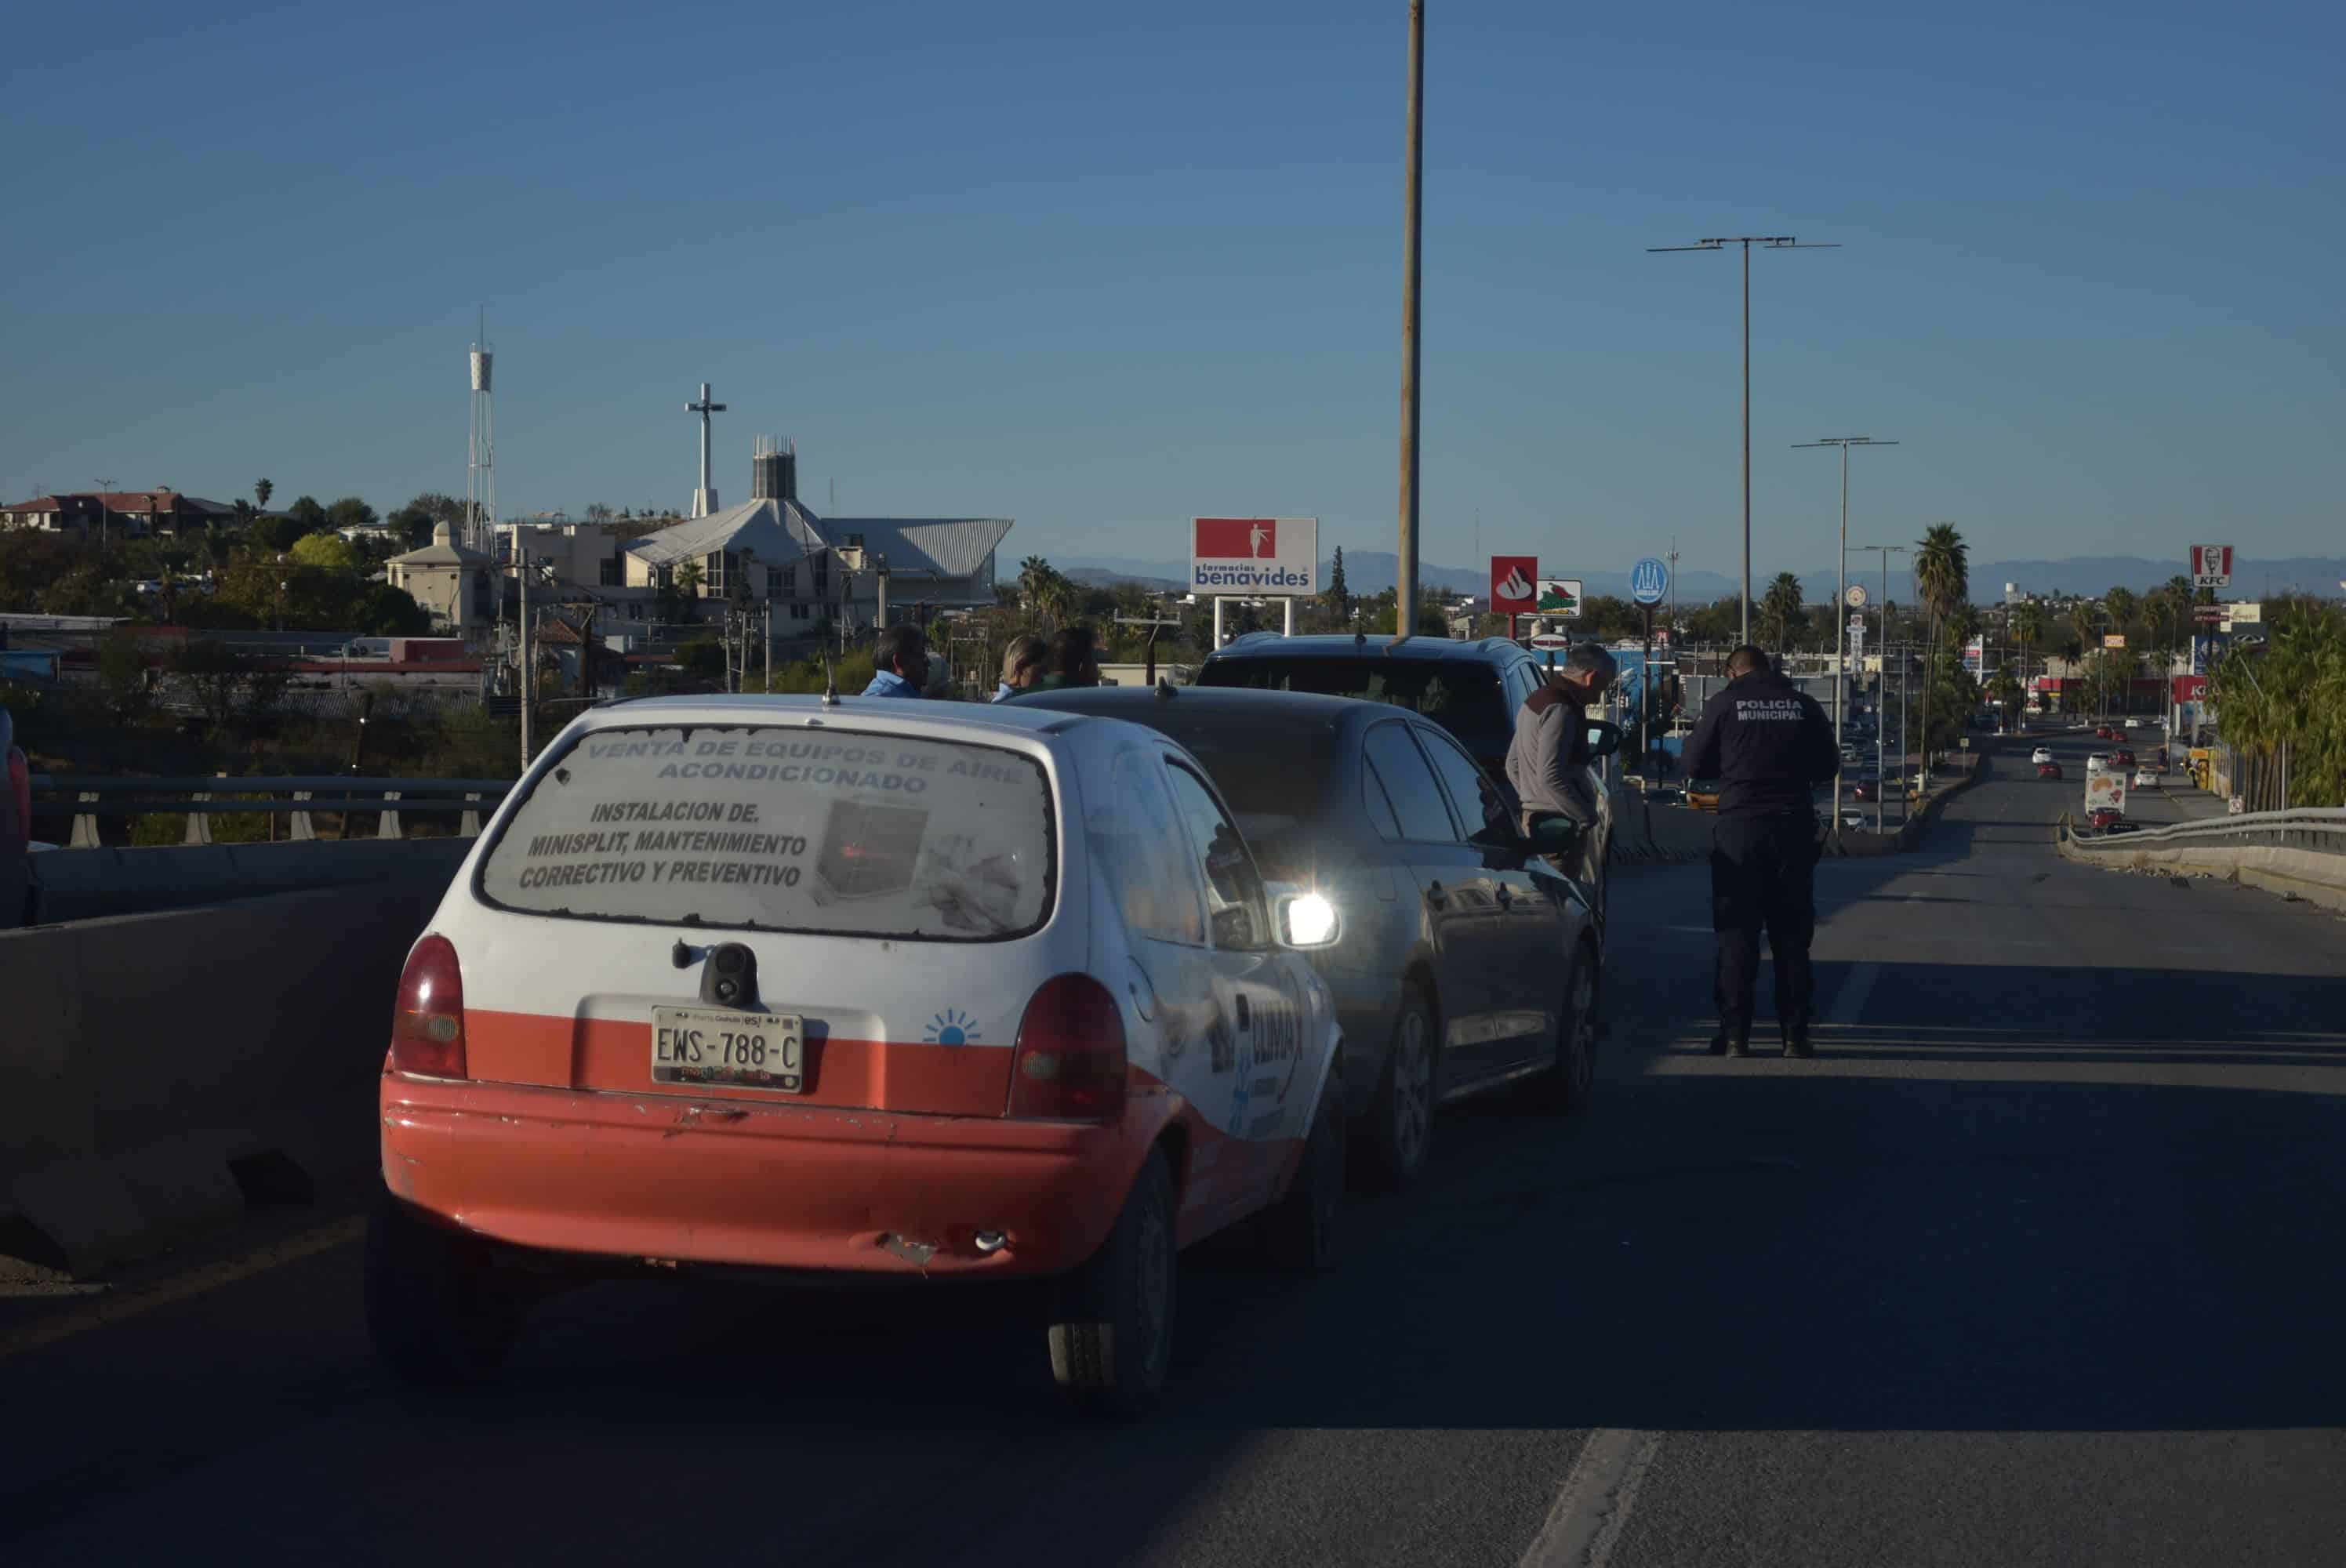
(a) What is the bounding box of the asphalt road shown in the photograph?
[5,730,2344,1566]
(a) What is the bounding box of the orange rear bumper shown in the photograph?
[380,1073,1170,1278]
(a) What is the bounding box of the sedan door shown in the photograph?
[1359,720,1518,1093]
[1411,723,1563,1077]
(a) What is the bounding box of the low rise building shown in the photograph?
[386,523,499,633]
[1,488,238,537]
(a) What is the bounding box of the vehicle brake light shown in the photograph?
[389,935,467,1078]
[1007,974,1126,1121]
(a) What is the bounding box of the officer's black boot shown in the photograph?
[1782,1025,1814,1059]
[1709,1032,1749,1058]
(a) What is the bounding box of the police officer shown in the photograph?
[1680,644,1840,1058]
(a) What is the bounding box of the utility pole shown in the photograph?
[1796,437,1898,845]
[1852,543,1908,833]
[515,528,532,768]
[1395,0,1424,645]
[93,477,115,551]
[1648,236,1840,644]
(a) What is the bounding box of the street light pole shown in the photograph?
[1851,543,1909,833]
[1649,236,1839,644]
[1396,0,1425,646]
[1796,437,1898,845]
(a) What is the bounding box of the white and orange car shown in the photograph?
[369,695,1346,1414]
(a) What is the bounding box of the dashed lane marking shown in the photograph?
[1520,1428,1664,1568]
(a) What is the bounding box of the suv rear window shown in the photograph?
[477,724,1055,940]
[1200,657,1507,754]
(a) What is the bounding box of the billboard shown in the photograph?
[1191,517,1317,597]
[2103,633,2127,649]
[1629,558,1669,605]
[2191,544,2233,588]
[1536,578,1583,618]
[2225,601,2262,624]
[1491,556,1538,615]
[2083,757,2126,816]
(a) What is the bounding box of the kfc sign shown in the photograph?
[1191,517,1318,596]
[2191,544,2233,588]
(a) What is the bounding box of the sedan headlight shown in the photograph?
[1280,891,1341,949]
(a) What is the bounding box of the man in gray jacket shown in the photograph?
[1505,643,1618,841]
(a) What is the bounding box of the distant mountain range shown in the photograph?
[1051,551,2346,604]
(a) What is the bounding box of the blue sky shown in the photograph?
[3,1,2339,580]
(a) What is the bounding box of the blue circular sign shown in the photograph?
[1629,557,1669,606]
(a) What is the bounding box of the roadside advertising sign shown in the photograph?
[2225,601,2262,624]
[2103,633,2127,648]
[1191,517,1318,597]
[1629,558,1670,605]
[1527,632,1572,650]
[1490,556,1538,615]
[1845,584,1869,608]
[1963,635,1987,675]
[2191,544,2233,588]
[1535,577,1583,618]
[2192,605,2226,622]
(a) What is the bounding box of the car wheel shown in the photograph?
[1529,945,1599,1120]
[1049,1147,1176,1418]
[1260,1067,1345,1272]
[364,1189,522,1386]
[1367,989,1437,1189]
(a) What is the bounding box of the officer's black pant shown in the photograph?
[1710,811,1820,1043]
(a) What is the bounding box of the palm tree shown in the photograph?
[1761,572,1805,652]
[1019,555,1055,607]
[2008,600,2045,715]
[1912,523,1969,764]
[255,478,274,511]
[2104,585,2137,635]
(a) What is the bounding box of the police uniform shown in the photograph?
[1680,666,1840,1054]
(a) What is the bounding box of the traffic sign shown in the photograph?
[1845,584,1868,608]
[1629,557,1669,605]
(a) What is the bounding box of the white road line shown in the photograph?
[1520,1428,1663,1568]
[1826,960,1879,1028]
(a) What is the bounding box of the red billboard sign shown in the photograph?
[1490,555,1538,615]
[2191,544,2232,586]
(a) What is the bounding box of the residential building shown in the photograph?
[386,522,498,633]
[0,488,238,537]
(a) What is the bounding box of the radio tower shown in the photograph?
[467,311,496,554]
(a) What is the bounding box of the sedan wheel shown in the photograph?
[1529,949,1598,1120]
[1368,993,1436,1188]
[1049,1149,1175,1417]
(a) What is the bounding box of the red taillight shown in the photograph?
[1007,974,1127,1121]
[389,935,467,1078]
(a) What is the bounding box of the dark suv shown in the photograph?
[1197,633,1612,908]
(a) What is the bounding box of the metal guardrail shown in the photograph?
[28,775,514,847]
[2065,806,2346,857]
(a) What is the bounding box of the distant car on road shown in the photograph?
[2123,718,2142,729]
[2039,762,2065,781]
[2112,748,2137,769]
[2104,818,2143,836]
[1020,685,1611,1188]
[2134,768,2158,788]
[2089,806,2125,832]
[370,695,1351,1414]
[2031,746,2055,765]
[2095,726,2117,741]
[1851,779,1879,802]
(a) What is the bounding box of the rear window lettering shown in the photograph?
[477,724,1055,940]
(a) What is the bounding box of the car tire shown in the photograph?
[1048,1147,1176,1418]
[1260,1067,1345,1272]
[1365,988,1438,1189]
[1528,944,1599,1120]
[364,1189,522,1387]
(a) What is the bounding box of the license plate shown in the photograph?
[651,1007,806,1093]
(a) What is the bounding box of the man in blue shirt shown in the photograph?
[862,626,930,699]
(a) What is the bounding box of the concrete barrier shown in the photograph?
[26,837,472,924]
[2058,834,2346,913]
[0,873,450,1275]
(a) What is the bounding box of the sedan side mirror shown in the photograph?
[1582,720,1623,760]
[1274,890,1342,950]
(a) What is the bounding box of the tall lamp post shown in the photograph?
[1395,0,1425,646]
[1796,437,1898,845]
[1851,543,1909,832]
[1650,236,1839,643]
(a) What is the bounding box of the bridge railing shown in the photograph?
[2064,806,2346,857]
[28,775,514,847]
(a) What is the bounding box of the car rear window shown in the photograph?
[1199,658,1507,753]
[476,723,1055,940]
[1115,711,1339,816]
